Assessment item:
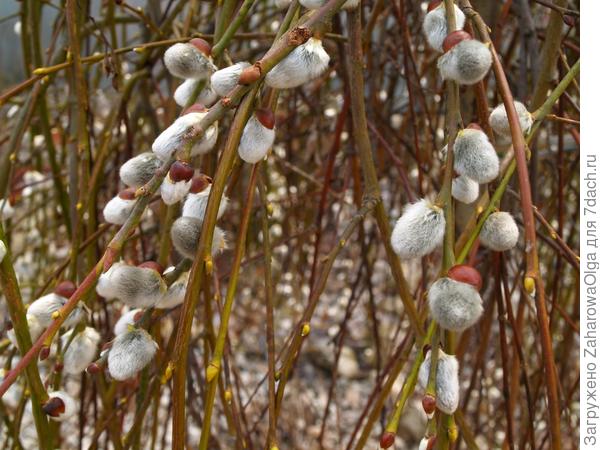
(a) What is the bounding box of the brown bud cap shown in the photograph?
[86,362,102,374]
[255,108,276,129]
[54,363,64,373]
[190,174,212,193]
[442,30,472,53]
[427,0,442,12]
[183,103,207,115]
[189,38,211,56]
[138,261,164,274]
[101,342,112,351]
[422,344,431,357]
[379,431,396,449]
[39,346,51,361]
[169,161,194,183]
[422,394,437,415]
[238,65,261,85]
[54,280,76,298]
[133,310,145,322]
[42,397,65,417]
[118,188,136,200]
[427,436,437,450]
[448,264,482,290]
[466,122,483,131]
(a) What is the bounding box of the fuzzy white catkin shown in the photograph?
[390,199,445,259]
[113,308,142,336]
[45,391,78,422]
[8,314,43,348]
[182,187,228,220]
[108,328,157,381]
[163,43,216,80]
[191,119,219,156]
[173,79,217,107]
[438,40,492,85]
[0,198,15,219]
[160,176,193,205]
[102,195,135,225]
[423,4,466,52]
[210,62,251,97]
[479,211,519,251]
[171,217,226,259]
[265,38,330,89]
[489,101,533,137]
[0,240,6,263]
[27,293,84,328]
[238,115,276,163]
[119,152,161,188]
[453,129,499,183]
[452,175,479,204]
[299,0,360,9]
[62,327,101,375]
[428,277,483,331]
[152,112,211,161]
[418,438,429,450]
[417,350,460,415]
[156,271,189,309]
[95,263,166,308]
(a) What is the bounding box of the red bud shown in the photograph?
[169,161,195,183]
[54,280,76,298]
[422,394,437,415]
[42,397,65,417]
[118,188,136,200]
[380,431,395,449]
[427,436,437,450]
[54,363,64,373]
[427,0,442,12]
[255,108,276,129]
[189,38,211,56]
[86,363,102,374]
[442,30,472,53]
[39,346,51,361]
[138,261,164,274]
[190,174,212,193]
[448,264,482,290]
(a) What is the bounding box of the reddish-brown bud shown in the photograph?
[86,362,102,374]
[169,161,194,182]
[442,30,472,53]
[42,397,65,417]
[133,310,144,322]
[138,261,164,274]
[379,431,396,449]
[427,0,442,12]
[422,393,437,415]
[466,122,483,131]
[448,264,482,290]
[54,280,76,298]
[54,363,64,373]
[183,103,207,115]
[189,38,211,56]
[190,174,212,193]
[238,65,261,85]
[427,436,437,450]
[255,108,276,129]
[39,346,51,361]
[118,188,136,200]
